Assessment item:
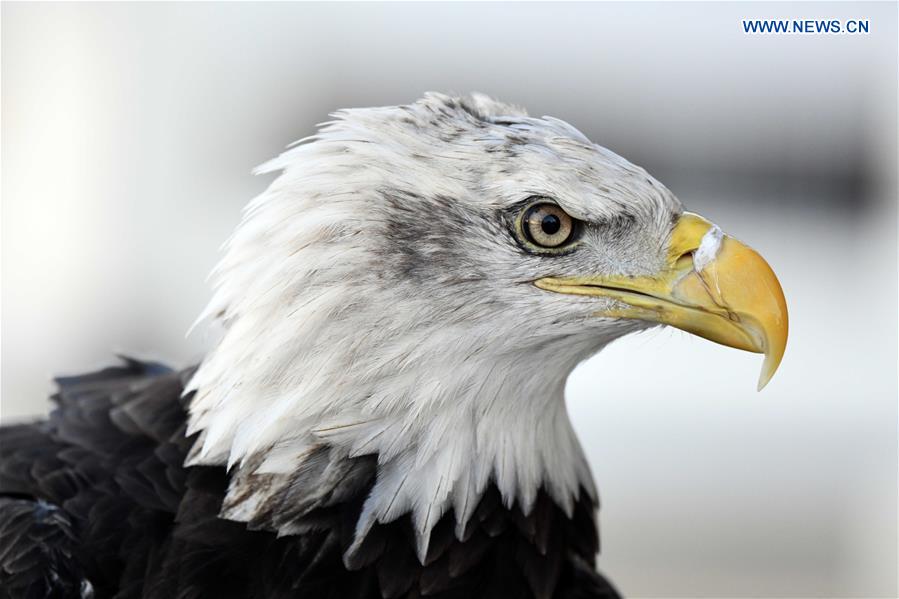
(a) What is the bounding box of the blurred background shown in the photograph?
[2,2,896,596]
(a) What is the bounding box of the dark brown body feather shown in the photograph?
[0,360,621,599]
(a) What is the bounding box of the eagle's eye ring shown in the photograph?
[515,200,580,254]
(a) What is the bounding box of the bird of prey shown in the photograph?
[0,93,787,599]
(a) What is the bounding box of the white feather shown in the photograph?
[186,93,682,559]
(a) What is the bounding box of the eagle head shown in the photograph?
[185,93,787,560]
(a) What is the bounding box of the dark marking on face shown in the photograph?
[375,189,492,285]
[596,212,639,242]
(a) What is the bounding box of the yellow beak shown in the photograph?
[535,213,788,390]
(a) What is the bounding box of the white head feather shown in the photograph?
[185,92,681,560]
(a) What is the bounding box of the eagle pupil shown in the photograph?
[541,214,561,235]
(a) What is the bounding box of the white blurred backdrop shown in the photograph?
[2,2,896,597]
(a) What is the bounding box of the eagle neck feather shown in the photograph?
[187,335,600,561]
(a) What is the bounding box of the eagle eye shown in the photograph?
[516,201,579,253]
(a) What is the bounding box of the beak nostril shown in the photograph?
[672,251,695,269]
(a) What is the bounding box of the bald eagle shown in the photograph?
[0,93,787,599]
